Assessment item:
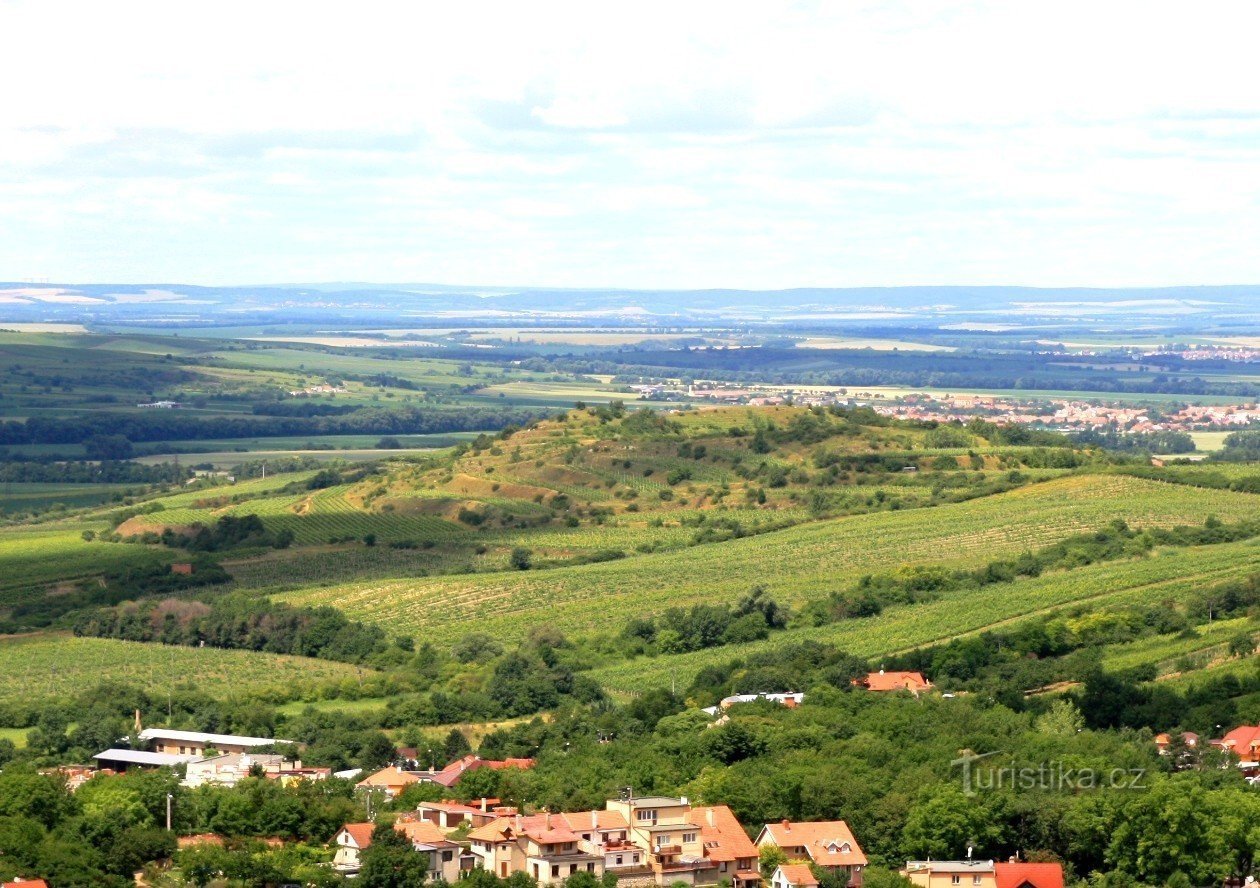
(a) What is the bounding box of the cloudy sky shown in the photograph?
[2,0,1259,289]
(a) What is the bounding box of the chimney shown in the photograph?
[481,797,489,813]
[515,814,523,832]
[592,810,598,830]
[706,808,715,827]
[781,819,790,830]
[545,811,552,829]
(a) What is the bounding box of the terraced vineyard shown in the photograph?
[1102,616,1256,674]
[590,537,1260,695]
[279,473,1260,648]
[0,634,373,705]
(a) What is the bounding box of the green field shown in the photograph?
[589,538,1260,695]
[277,473,1260,648]
[0,634,374,705]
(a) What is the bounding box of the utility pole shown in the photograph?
[166,793,173,831]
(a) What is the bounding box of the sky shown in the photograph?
[2,0,1260,290]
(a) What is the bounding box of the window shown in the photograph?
[587,864,595,872]
[570,865,578,875]
[551,866,559,878]
[951,877,960,886]
[632,854,639,864]
[616,857,623,866]
[636,809,657,822]
[972,878,982,886]
[683,832,696,843]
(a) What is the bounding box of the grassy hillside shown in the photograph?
[0,634,374,706]
[277,473,1260,647]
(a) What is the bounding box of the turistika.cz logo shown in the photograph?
[952,751,1147,796]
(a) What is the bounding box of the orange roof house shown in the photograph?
[1213,725,1260,765]
[855,670,933,693]
[3,880,50,888]
[994,861,1065,888]
[757,819,868,870]
[420,754,537,788]
[773,864,820,888]
[356,766,422,797]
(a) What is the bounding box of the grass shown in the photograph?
[276,473,1260,649]
[0,634,374,705]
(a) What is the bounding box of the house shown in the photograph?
[703,693,805,716]
[902,859,997,888]
[902,861,1063,888]
[1154,731,1200,755]
[605,795,760,887]
[3,879,50,888]
[396,818,468,881]
[757,819,866,887]
[556,809,637,874]
[332,822,376,873]
[137,727,294,757]
[415,798,508,831]
[183,753,329,788]
[417,754,537,788]
[357,766,424,798]
[854,670,933,693]
[1212,725,1260,768]
[772,864,820,888]
[468,812,605,885]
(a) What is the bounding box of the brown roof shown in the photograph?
[759,820,868,867]
[339,822,376,849]
[778,864,820,886]
[468,814,547,844]
[688,805,758,863]
[558,809,630,832]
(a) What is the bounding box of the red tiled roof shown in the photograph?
[398,819,460,847]
[778,864,819,886]
[759,820,867,867]
[340,822,375,849]
[467,814,547,843]
[688,805,758,863]
[994,862,1065,888]
[3,881,50,888]
[426,755,536,787]
[1217,725,1260,760]
[859,671,932,692]
[357,766,422,790]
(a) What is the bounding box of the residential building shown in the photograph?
[332,823,376,874]
[3,880,50,888]
[757,819,866,887]
[902,859,997,888]
[416,754,537,788]
[357,766,423,798]
[901,861,1063,888]
[468,812,605,885]
[1212,725,1260,768]
[415,798,510,831]
[333,819,465,879]
[772,864,820,888]
[854,670,933,693]
[605,795,760,887]
[92,748,201,771]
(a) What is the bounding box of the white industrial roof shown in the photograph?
[93,748,202,766]
[138,728,293,747]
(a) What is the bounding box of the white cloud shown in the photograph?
[2,0,1260,286]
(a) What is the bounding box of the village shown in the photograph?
[23,680,1254,887]
[632,383,1260,439]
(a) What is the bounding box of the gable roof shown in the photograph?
[688,805,758,863]
[467,814,547,844]
[994,862,1065,888]
[1216,725,1260,761]
[859,670,932,692]
[398,819,461,848]
[357,766,422,790]
[777,864,820,887]
[338,822,375,849]
[558,809,630,832]
[758,820,868,867]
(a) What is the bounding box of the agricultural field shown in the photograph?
[590,537,1260,695]
[1102,616,1256,675]
[278,473,1260,650]
[0,634,374,706]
